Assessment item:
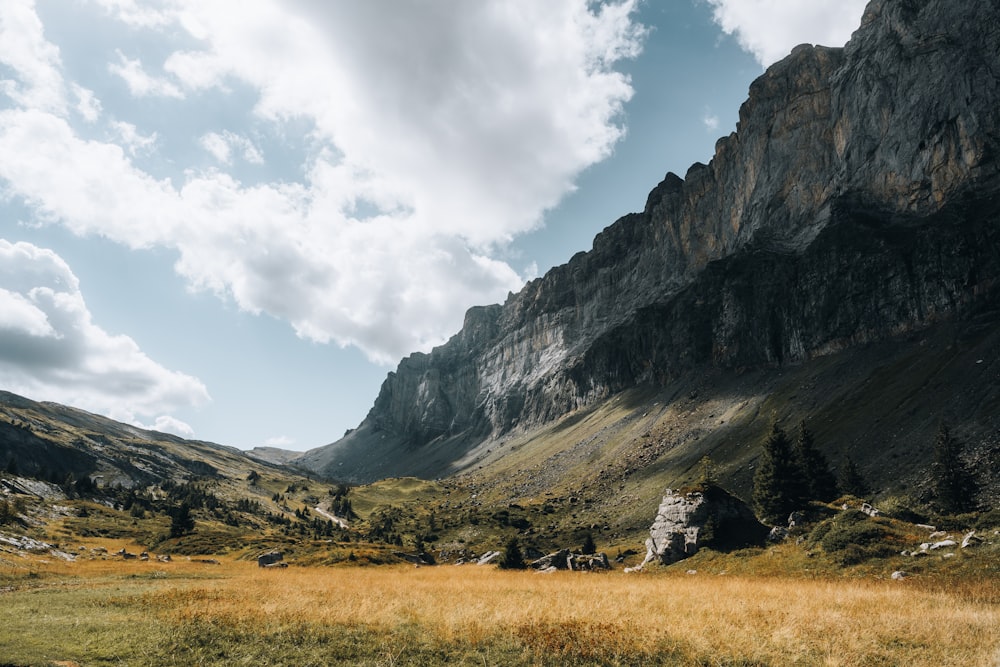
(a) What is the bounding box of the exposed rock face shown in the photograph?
[641,486,768,566]
[300,0,1000,482]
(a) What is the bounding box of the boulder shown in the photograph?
[768,526,789,542]
[531,549,571,570]
[641,485,768,566]
[568,552,611,571]
[476,551,501,565]
[961,530,981,549]
[929,539,957,551]
[257,551,284,567]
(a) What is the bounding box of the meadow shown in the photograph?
[1,553,998,666]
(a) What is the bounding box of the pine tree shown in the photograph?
[839,456,869,498]
[499,536,526,570]
[581,533,596,555]
[752,422,807,524]
[169,502,195,537]
[794,422,839,502]
[931,424,975,514]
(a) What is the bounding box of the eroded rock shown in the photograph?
[641,485,768,567]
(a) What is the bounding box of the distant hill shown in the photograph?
[0,390,285,489]
[247,446,305,466]
[296,0,1000,510]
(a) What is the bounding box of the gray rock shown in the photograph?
[568,552,611,571]
[476,551,500,565]
[642,486,767,566]
[891,571,908,580]
[257,551,284,567]
[769,526,789,542]
[929,540,958,551]
[530,548,571,570]
[961,530,981,549]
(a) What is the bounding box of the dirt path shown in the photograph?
[313,506,348,529]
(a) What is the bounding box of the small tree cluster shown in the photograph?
[499,537,526,570]
[753,421,839,524]
[169,502,195,537]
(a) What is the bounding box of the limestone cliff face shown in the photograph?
[299,0,1000,482]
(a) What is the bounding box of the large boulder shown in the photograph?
[642,485,768,566]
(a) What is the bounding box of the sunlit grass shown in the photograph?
[1,556,997,666]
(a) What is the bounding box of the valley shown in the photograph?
[2,0,1000,664]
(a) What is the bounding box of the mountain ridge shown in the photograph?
[296,0,1000,490]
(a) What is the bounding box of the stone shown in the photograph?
[531,549,571,570]
[891,571,908,580]
[568,552,611,571]
[928,540,957,551]
[476,551,501,565]
[768,526,789,542]
[641,485,768,566]
[257,551,284,567]
[961,531,981,549]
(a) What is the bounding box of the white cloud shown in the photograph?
[0,1,647,364]
[72,84,102,122]
[137,415,196,438]
[111,120,157,156]
[0,239,211,428]
[0,0,66,113]
[200,131,263,165]
[706,0,868,67]
[108,49,184,98]
[92,0,172,29]
[702,110,719,132]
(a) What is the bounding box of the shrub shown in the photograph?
[816,511,899,565]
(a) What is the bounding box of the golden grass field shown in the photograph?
[1,550,998,667]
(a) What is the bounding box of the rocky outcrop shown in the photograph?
[300,0,1000,483]
[639,486,768,567]
[530,549,612,571]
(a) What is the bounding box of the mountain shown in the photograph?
[0,390,289,489]
[297,0,1000,504]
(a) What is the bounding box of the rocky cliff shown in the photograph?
[298,0,1000,483]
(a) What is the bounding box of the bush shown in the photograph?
[816,511,899,565]
[973,509,1000,531]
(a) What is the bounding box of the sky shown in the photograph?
[0,0,868,451]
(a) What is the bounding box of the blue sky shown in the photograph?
[0,0,866,451]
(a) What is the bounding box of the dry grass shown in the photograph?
[1,556,998,666]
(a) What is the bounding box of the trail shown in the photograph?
[313,506,349,529]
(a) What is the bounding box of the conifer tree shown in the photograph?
[931,423,975,514]
[794,422,839,502]
[839,456,869,498]
[752,422,807,524]
[581,533,596,555]
[169,502,195,537]
[499,536,526,570]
